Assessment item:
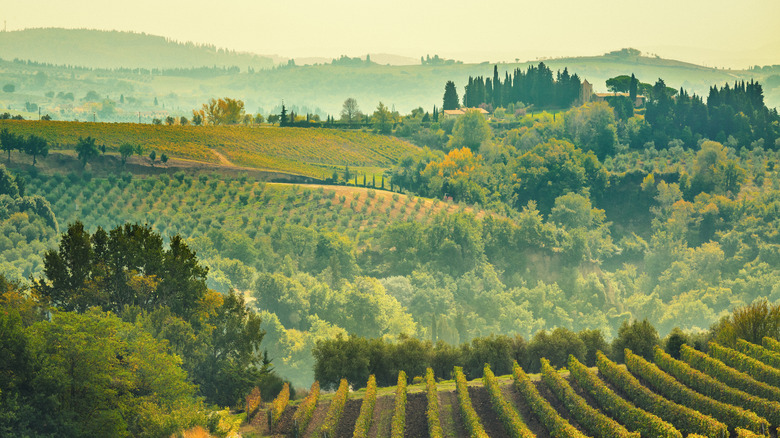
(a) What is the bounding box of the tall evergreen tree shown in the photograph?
[442,81,459,110]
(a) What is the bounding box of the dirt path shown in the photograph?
[501,383,549,438]
[368,394,394,438]
[468,385,510,438]
[303,399,330,438]
[210,148,233,166]
[404,392,430,438]
[334,399,362,438]
[438,390,468,438]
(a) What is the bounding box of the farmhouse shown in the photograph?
[441,107,490,119]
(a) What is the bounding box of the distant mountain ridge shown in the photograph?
[0,28,280,70]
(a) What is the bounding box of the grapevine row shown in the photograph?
[482,364,534,438]
[511,361,586,438]
[390,371,407,438]
[736,339,780,369]
[353,375,377,438]
[425,367,444,438]
[539,358,638,438]
[710,343,780,387]
[291,381,320,437]
[567,355,681,438]
[596,351,727,437]
[680,344,780,403]
[454,366,489,438]
[762,336,780,355]
[270,382,290,428]
[655,345,780,428]
[319,378,349,438]
[625,349,766,434]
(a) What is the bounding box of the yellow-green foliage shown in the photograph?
[540,358,638,438]
[353,375,377,438]
[710,342,780,387]
[512,361,586,438]
[292,381,320,436]
[482,364,534,438]
[762,336,780,354]
[454,366,489,438]
[596,351,726,438]
[390,371,407,438]
[626,349,766,433]
[271,382,290,428]
[655,345,780,428]
[320,378,349,438]
[680,344,780,403]
[567,355,681,438]
[244,386,262,421]
[425,368,444,438]
[736,339,780,369]
[0,120,420,177]
[735,427,764,437]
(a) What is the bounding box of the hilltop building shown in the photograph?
[441,107,489,119]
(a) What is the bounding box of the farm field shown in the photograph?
[251,341,780,438]
[0,120,421,178]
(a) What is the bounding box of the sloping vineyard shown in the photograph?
[252,342,780,437]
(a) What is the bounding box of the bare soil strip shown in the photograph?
[334,399,362,438]
[368,394,394,438]
[303,399,331,438]
[501,383,550,438]
[468,385,511,438]
[403,392,430,438]
[534,380,589,435]
[438,390,468,438]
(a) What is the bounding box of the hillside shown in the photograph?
[0,28,277,69]
[1,31,778,119]
[0,120,420,178]
[252,342,780,438]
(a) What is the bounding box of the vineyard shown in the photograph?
[0,120,420,178]
[249,340,780,438]
[4,171,480,283]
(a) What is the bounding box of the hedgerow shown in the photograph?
[596,351,727,437]
[680,344,780,403]
[512,361,586,438]
[540,358,638,438]
[390,371,407,438]
[482,364,534,438]
[454,366,489,438]
[567,355,680,438]
[319,378,349,438]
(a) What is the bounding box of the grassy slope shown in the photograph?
[0,120,420,178]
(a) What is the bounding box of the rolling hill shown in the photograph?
[0,28,278,69]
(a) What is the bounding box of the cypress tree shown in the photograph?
[443,81,459,110]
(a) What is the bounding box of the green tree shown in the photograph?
[372,102,394,134]
[202,97,246,125]
[448,109,491,150]
[149,150,156,165]
[340,98,360,124]
[442,80,459,110]
[23,135,48,166]
[119,142,135,166]
[0,129,20,162]
[75,136,99,168]
[611,319,659,362]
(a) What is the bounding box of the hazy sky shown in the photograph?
[4,0,780,67]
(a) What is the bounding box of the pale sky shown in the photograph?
[3,0,780,68]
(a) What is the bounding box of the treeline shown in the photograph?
[633,78,779,149]
[462,63,582,110]
[313,299,780,390]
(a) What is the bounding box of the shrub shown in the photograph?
[270,382,290,428]
[425,368,444,438]
[454,366,488,438]
[244,387,262,422]
[292,381,320,436]
[319,378,349,437]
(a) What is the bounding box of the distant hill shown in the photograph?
[0,28,278,70]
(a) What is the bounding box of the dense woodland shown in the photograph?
[4,55,780,436]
